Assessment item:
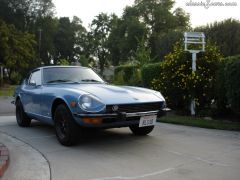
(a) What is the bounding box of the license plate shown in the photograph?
[139,115,157,127]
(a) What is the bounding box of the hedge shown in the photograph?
[141,62,162,87]
[113,63,163,86]
[113,64,141,86]
[224,55,240,115]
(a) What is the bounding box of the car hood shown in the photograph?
[59,83,164,104]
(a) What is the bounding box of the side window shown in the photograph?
[29,70,41,86]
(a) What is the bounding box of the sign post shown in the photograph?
[184,32,205,116]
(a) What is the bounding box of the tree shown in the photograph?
[89,13,113,74]
[54,17,75,64]
[134,37,151,67]
[134,0,190,60]
[151,42,222,113]
[0,19,36,81]
[71,16,88,64]
[107,6,147,65]
[195,19,240,57]
[34,16,58,65]
[0,0,55,31]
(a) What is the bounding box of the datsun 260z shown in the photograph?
[14,66,167,146]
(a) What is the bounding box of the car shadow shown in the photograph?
[29,120,155,150]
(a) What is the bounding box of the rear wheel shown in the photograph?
[54,104,79,146]
[129,125,154,135]
[16,100,31,127]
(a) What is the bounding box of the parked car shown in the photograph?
[14,66,168,146]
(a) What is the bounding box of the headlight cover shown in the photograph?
[79,94,105,112]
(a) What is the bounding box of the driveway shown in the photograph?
[0,97,14,115]
[0,116,239,180]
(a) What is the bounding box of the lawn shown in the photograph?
[0,85,17,96]
[158,114,240,131]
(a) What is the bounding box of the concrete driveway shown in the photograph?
[0,116,240,180]
[0,97,14,115]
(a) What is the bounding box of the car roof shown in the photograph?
[32,66,90,72]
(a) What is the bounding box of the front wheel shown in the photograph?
[16,100,31,127]
[129,125,154,135]
[54,104,79,146]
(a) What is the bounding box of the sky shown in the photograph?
[52,0,240,28]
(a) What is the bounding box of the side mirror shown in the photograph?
[29,80,36,86]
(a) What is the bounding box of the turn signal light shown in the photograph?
[82,117,102,124]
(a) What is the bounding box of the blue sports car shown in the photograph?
[14,66,167,146]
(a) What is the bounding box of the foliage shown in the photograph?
[72,16,88,63]
[0,19,36,81]
[54,17,75,64]
[141,62,162,87]
[134,37,152,67]
[214,57,230,116]
[225,55,240,115]
[195,19,240,57]
[134,0,190,59]
[212,55,240,117]
[78,55,90,67]
[151,30,183,62]
[0,0,55,31]
[10,71,22,85]
[114,64,141,86]
[34,16,58,65]
[57,59,70,66]
[107,7,147,65]
[89,13,114,74]
[107,0,190,65]
[151,42,222,112]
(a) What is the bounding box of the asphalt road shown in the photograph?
[0,116,240,180]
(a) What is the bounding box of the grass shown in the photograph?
[158,114,240,131]
[0,85,17,96]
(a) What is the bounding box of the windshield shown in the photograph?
[43,67,104,84]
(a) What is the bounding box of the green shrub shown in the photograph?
[113,64,141,86]
[225,55,240,115]
[141,62,162,87]
[58,59,70,65]
[151,42,222,113]
[214,57,232,117]
[10,71,22,85]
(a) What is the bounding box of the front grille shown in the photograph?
[106,102,163,113]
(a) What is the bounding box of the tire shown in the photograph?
[54,104,79,146]
[129,125,154,135]
[16,100,31,127]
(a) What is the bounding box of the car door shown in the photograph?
[23,69,42,115]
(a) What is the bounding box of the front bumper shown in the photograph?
[73,108,169,128]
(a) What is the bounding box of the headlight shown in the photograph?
[81,96,92,109]
[79,94,105,112]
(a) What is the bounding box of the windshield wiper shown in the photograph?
[46,79,80,84]
[81,79,102,83]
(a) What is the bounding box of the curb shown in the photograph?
[0,132,50,180]
[0,143,9,177]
